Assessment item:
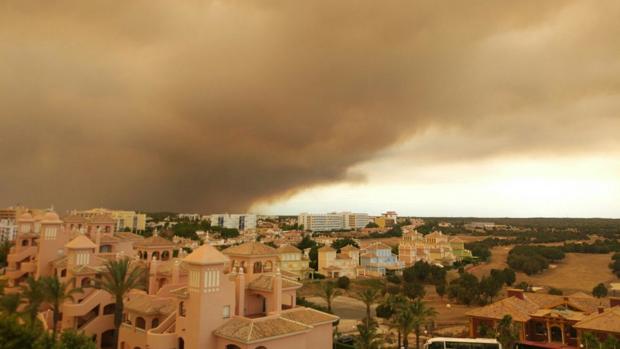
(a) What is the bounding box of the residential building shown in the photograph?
[373,216,395,229]
[5,210,338,349]
[71,208,146,232]
[318,244,364,278]
[276,245,311,280]
[468,288,620,348]
[177,213,201,221]
[398,228,472,266]
[0,218,17,241]
[464,222,496,231]
[298,212,369,232]
[382,211,398,221]
[360,242,404,276]
[210,213,257,231]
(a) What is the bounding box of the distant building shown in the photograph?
[0,219,17,241]
[464,222,496,231]
[210,213,257,231]
[70,208,146,231]
[276,245,311,280]
[382,211,398,221]
[374,216,396,229]
[360,242,404,276]
[298,212,369,232]
[177,213,202,221]
[318,244,364,278]
[468,288,620,348]
[398,228,472,266]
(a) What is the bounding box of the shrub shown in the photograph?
[337,276,350,290]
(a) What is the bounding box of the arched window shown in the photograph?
[178,338,185,349]
[152,251,160,260]
[253,262,262,273]
[226,345,241,349]
[152,318,160,328]
[81,277,92,288]
[179,302,186,317]
[22,239,29,246]
[103,304,116,315]
[263,261,273,272]
[135,317,146,330]
[60,269,67,277]
[161,251,170,261]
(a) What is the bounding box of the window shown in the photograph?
[263,261,273,272]
[189,271,200,288]
[21,224,30,233]
[429,342,444,349]
[253,262,262,273]
[204,270,220,290]
[152,318,160,328]
[103,304,116,315]
[223,305,231,319]
[179,302,186,317]
[76,253,90,266]
[135,317,146,330]
[534,322,546,335]
[44,226,57,240]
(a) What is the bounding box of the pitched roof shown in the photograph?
[280,307,339,326]
[247,274,303,292]
[134,235,175,248]
[574,307,620,333]
[223,242,278,256]
[115,231,145,241]
[214,316,311,344]
[467,296,540,322]
[276,245,301,254]
[125,294,176,316]
[341,245,360,251]
[66,235,97,250]
[184,244,229,266]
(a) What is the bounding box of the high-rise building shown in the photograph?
[298,212,369,232]
[209,213,257,231]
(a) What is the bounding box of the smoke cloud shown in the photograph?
[1,1,619,212]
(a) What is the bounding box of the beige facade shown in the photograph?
[71,208,146,232]
[398,228,472,266]
[317,245,363,278]
[276,245,311,280]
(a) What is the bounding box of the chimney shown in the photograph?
[148,256,159,295]
[236,267,245,316]
[507,288,525,300]
[172,260,180,284]
[270,267,283,315]
[610,297,620,308]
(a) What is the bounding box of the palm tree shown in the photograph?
[42,276,82,340]
[410,299,437,349]
[20,276,45,328]
[395,304,417,349]
[355,322,382,349]
[95,257,145,349]
[319,280,341,313]
[357,287,381,328]
[385,293,408,348]
[0,292,21,315]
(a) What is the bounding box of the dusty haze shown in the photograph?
[1,1,619,212]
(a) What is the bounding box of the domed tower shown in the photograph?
[181,244,236,349]
[36,211,69,278]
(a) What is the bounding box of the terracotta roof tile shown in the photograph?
[223,242,278,256]
[214,316,311,344]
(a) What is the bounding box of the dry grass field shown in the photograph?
[467,245,618,293]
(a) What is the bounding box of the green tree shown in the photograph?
[502,268,516,286]
[357,287,381,328]
[409,299,437,349]
[42,276,82,341]
[21,276,46,328]
[355,322,382,349]
[0,240,12,268]
[496,315,520,349]
[57,329,97,349]
[331,238,359,251]
[0,315,42,349]
[337,276,351,290]
[435,282,446,299]
[582,332,601,349]
[0,292,21,315]
[593,283,608,298]
[319,281,341,313]
[95,258,146,349]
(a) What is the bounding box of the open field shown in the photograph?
[467,245,618,293]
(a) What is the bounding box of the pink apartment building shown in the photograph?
[4,211,338,349]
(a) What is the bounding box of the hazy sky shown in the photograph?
[1,1,619,216]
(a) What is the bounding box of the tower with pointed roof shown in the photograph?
[181,244,236,349]
[36,210,70,278]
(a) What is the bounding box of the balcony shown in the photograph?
[7,246,37,263]
[21,261,36,273]
[64,290,113,317]
[5,267,26,280]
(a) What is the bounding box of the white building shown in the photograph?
[0,219,17,241]
[178,213,202,221]
[210,213,257,231]
[298,212,369,232]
